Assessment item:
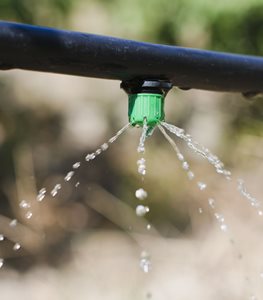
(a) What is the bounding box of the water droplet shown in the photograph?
[51,184,62,197]
[137,158,146,165]
[85,153,96,161]
[19,200,30,209]
[0,258,4,268]
[25,211,33,219]
[214,213,225,223]
[237,179,260,208]
[140,251,151,273]
[72,162,81,169]
[137,145,145,153]
[0,234,4,241]
[208,198,216,209]
[9,219,17,227]
[109,136,117,144]
[185,134,192,140]
[198,208,203,214]
[64,171,74,182]
[95,149,102,155]
[220,223,228,232]
[138,164,146,175]
[37,188,46,202]
[75,182,80,188]
[101,143,109,151]
[136,205,150,217]
[187,171,195,180]
[258,210,263,216]
[13,243,21,251]
[137,157,146,175]
[146,224,151,230]
[177,153,184,161]
[135,188,148,200]
[197,182,207,191]
[161,122,232,180]
[223,170,232,177]
[182,161,189,170]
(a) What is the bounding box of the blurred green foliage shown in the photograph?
[0,0,73,26]
[210,5,263,55]
[1,0,263,55]
[96,0,263,55]
[0,0,263,55]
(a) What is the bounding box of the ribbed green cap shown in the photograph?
[128,93,165,127]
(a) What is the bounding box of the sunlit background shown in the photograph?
[0,1,263,299]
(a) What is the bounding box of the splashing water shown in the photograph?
[198,208,203,214]
[25,211,33,219]
[75,182,80,188]
[72,162,81,169]
[134,120,153,276]
[158,121,263,296]
[237,179,261,215]
[13,243,21,251]
[161,122,232,179]
[19,200,30,209]
[38,123,130,203]
[85,153,96,161]
[136,205,150,217]
[37,188,46,202]
[3,110,261,298]
[137,158,146,175]
[159,125,229,234]
[197,182,207,191]
[19,200,33,219]
[158,125,196,184]
[208,198,216,209]
[51,184,62,197]
[158,125,196,179]
[187,171,195,180]
[101,143,109,151]
[64,171,74,182]
[140,251,152,273]
[137,119,148,154]
[214,213,228,232]
[159,122,260,227]
[85,124,130,162]
[2,123,131,266]
[135,188,148,200]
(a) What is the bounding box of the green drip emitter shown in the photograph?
[121,79,173,127]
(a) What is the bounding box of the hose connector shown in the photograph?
[121,79,172,127]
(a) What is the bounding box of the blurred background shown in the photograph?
[0,0,263,299]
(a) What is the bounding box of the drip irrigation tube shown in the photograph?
[0,21,263,94]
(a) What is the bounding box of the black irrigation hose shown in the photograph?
[0,21,263,95]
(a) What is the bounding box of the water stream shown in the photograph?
[158,124,229,233]
[159,122,261,299]
[0,123,130,268]
[135,119,153,299]
[0,117,262,299]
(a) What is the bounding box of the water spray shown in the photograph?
[121,79,172,127]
